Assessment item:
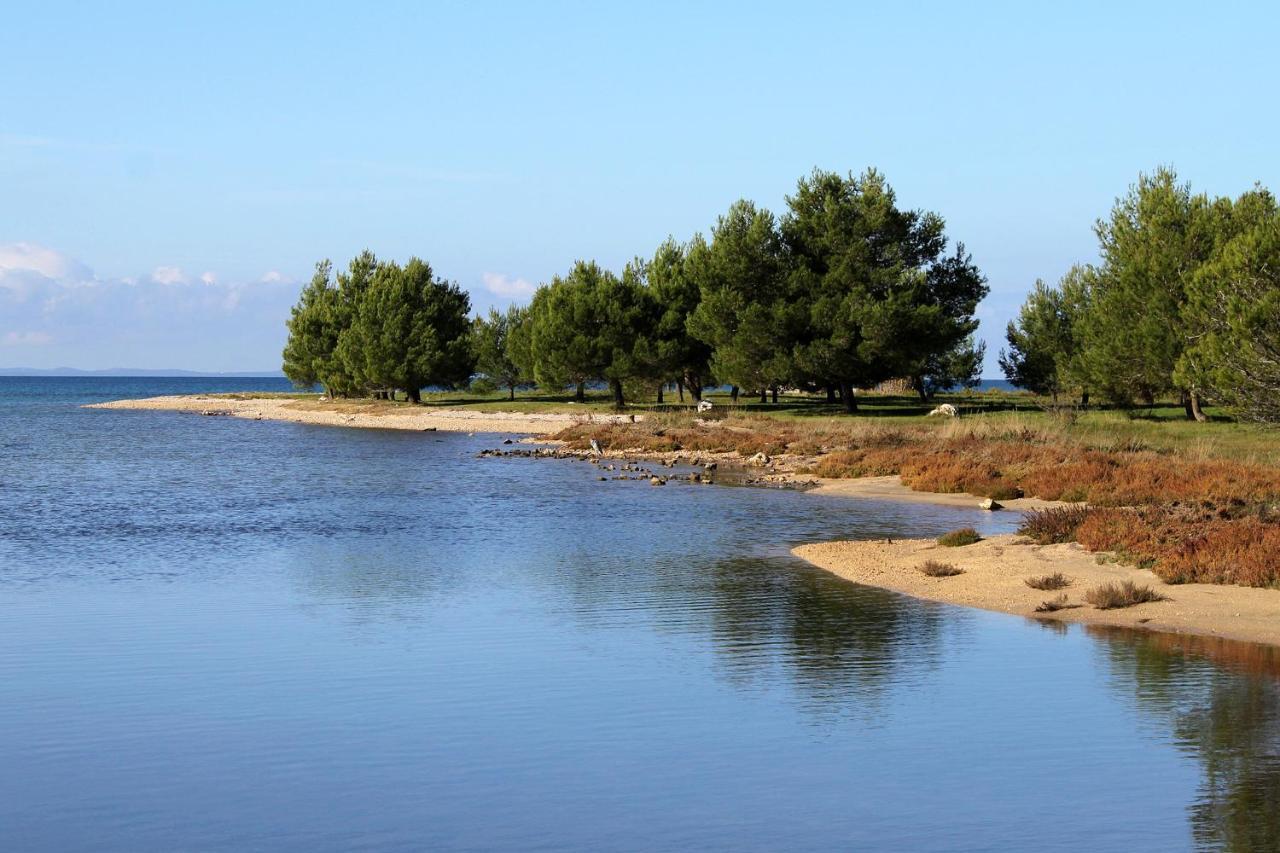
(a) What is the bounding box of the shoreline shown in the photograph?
[85,394,637,435]
[793,535,1280,648]
[88,393,1280,646]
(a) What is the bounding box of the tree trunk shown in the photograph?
[730,385,739,404]
[1180,389,1195,420]
[657,385,664,404]
[575,382,585,403]
[760,388,767,404]
[1080,390,1090,409]
[677,380,685,403]
[915,380,929,403]
[826,385,836,403]
[840,382,857,413]
[1190,390,1207,422]
[689,379,702,402]
[407,386,421,404]
[1141,388,1155,408]
[508,385,515,401]
[610,378,625,410]
[771,386,778,404]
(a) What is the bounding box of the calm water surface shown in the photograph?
[1,378,1278,851]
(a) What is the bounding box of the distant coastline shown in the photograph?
[1,367,285,377]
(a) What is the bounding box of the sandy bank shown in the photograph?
[793,535,1280,647]
[807,476,1069,511]
[86,395,636,435]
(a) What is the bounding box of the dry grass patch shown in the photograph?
[1075,507,1280,589]
[919,560,964,577]
[937,527,982,547]
[1084,580,1168,610]
[1035,594,1078,613]
[1025,572,1071,591]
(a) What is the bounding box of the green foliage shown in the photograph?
[281,251,472,402]
[1178,190,1280,422]
[1010,168,1280,424]
[1000,278,1076,398]
[1075,167,1216,405]
[282,259,339,392]
[919,334,985,398]
[635,238,713,399]
[343,257,474,402]
[473,305,530,400]
[330,250,379,395]
[782,169,987,408]
[280,167,1280,431]
[687,201,792,396]
[525,260,658,407]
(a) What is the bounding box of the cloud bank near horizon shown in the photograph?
[0,243,543,372]
[0,242,300,371]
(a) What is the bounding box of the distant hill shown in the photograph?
[0,367,285,377]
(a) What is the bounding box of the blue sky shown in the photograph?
[2,1,1277,372]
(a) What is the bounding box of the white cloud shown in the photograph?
[0,242,300,370]
[151,265,187,285]
[259,270,292,284]
[1,330,53,347]
[0,242,92,281]
[482,271,535,298]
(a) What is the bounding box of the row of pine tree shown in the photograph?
[283,168,987,410]
[1000,167,1280,422]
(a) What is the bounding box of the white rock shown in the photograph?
[928,403,959,418]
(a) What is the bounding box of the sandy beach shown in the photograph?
[794,535,1280,647]
[806,475,1069,511]
[86,395,637,435]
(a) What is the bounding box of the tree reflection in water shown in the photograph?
[1089,627,1280,852]
[708,557,948,718]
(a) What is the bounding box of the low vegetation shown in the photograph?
[1084,581,1168,610]
[1035,594,1076,613]
[937,528,982,547]
[1018,507,1093,545]
[1025,572,1071,591]
[919,560,964,577]
[1075,507,1280,588]
[556,408,1280,590]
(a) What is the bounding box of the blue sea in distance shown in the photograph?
[0,377,1277,852]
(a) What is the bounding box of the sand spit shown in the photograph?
[794,535,1280,647]
[86,395,637,435]
[807,476,1069,511]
